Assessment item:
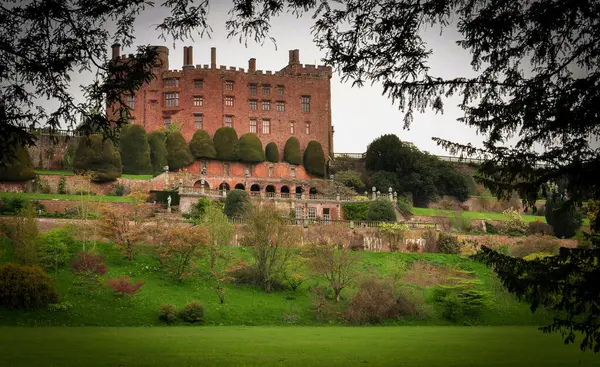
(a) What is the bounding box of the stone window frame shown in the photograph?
[193,95,203,107]
[194,114,203,129]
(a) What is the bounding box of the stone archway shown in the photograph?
[266,185,276,198]
[309,187,318,199]
[280,185,290,198]
[234,183,246,190]
[219,181,230,191]
[250,184,261,196]
[295,186,303,199]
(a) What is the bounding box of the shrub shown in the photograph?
[303,140,326,177]
[485,221,499,234]
[366,199,396,222]
[422,230,439,253]
[189,129,216,159]
[37,229,71,274]
[58,176,67,194]
[166,131,193,170]
[265,142,279,163]
[237,133,265,163]
[345,277,404,324]
[369,170,400,193]
[342,202,370,221]
[527,221,554,236]
[396,198,413,218]
[62,142,77,170]
[70,252,108,292]
[501,208,528,235]
[523,252,555,261]
[0,263,59,309]
[438,232,460,254]
[119,124,152,174]
[431,283,488,323]
[104,276,145,297]
[147,130,168,176]
[73,134,122,182]
[0,144,36,181]
[213,127,239,161]
[509,235,561,258]
[179,300,205,323]
[188,197,210,220]
[535,204,546,216]
[449,211,473,233]
[32,174,51,193]
[155,225,209,282]
[0,197,26,215]
[334,170,365,191]
[224,189,250,218]
[459,239,479,256]
[159,304,177,324]
[545,195,584,238]
[283,137,302,165]
[12,204,40,265]
[365,134,404,172]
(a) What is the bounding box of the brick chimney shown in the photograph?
[111,43,121,59]
[183,46,188,65]
[288,49,300,65]
[210,47,216,69]
[248,58,256,72]
[187,46,193,66]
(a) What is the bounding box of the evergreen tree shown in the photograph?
[237,133,265,163]
[166,132,193,171]
[119,124,152,175]
[73,134,122,182]
[0,144,35,181]
[283,137,302,165]
[213,127,239,161]
[265,142,279,163]
[189,129,216,159]
[303,140,326,177]
[147,131,168,176]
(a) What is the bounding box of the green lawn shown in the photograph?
[0,326,596,366]
[412,207,546,223]
[35,170,154,180]
[0,191,134,202]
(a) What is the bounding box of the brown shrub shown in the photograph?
[422,230,439,253]
[527,221,554,236]
[509,235,562,258]
[403,262,473,288]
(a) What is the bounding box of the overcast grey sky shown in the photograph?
[112,2,484,155]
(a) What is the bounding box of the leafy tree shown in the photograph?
[189,197,210,221]
[154,224,208,282]
[37,230,71,278]
[365,134,409,173]
[545,195,584,239]
[369,170,400,193]
[70,252,108,293]
[334,170,365,192]
[305,240,358,302]
[104,276,145,297]
[213,127,239,161]
[166,131,193,171]
[189,129,216,159]
[303,140,326,177]
[0,144,35,181]
[119,124,152,175]
[147,131,168,176]
[12,204,40,265]
[237,133,265,163]
[99,206,145,261]
[265,142,279,163]
[73,134,122,182]
[283,137,302,165]
[366,199,396,222]
[224,189,250,218]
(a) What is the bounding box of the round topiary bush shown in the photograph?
[0,144,35,181]
[224,189,250,218]
[283,137,302,165]
[73,134,122,182]
[147,131,168,176]
[0,263,59,309]
[179,300,204,324]
[237,133,265,163]
[213,127,239,161]
[189,129,216,159]
[545,195,584,238]
[265,142,279,163]
[119,124,152,175]
[166,132,193,171]
[366,199,396,222]
[303,140,326,177]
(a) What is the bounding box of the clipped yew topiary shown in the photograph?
[147,131,168,176]
[119,124,152,175]
[0,144,35,181]
[189,129,216,159]
[213,127,239,161]
[237,133,265,163]
[73,134,122,182]
[283,137,302,165]
[166,132,193,171]
[265,142,279,163]
[303,140,326,177]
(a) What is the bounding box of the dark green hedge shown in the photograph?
[265,142,279,163]
[213,127,239,161]
[342,202,371,221]
[166,132,193,171]
[0,144,35,181]
[283,137,302,165]
[119,124,152,175]
[367,199,396,221]
[73,134,122,182]
[303,140,326,177]
[147,131,168,176]
[224,189,250,218]
[189,129,216,159]
[237,133,265,163]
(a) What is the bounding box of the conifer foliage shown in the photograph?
[166,132,193,171]
[189,129,216,159]
[73,134,122,182]
[119,124,152,175]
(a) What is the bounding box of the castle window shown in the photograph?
[305,122,311,135]
[225,81,234,90]
[194,114,203,129]
[276,101,285,112]
[193,95,203,107]
[165,78,179,88]
[150,100,157,109]
[164,118,171,128]
[262,120,271,134]
[152,67,160,74]
[225,96,234,107]
[249,100,257,110]
[249,84,257,95]
[302,96,310,112]
[291,167,296,178]
[127,95,135,109]
[308,207,316,221]
[262,101,271,111]
[290,121,295,134]
[250,119,257,133]
[277,85,284,96]
[262,85,271,95]
[194,79,203,89]
[164,92,179,107]
[225,115,233,128]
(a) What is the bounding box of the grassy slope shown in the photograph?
[0,191,134,202]
[0,241,553,327]
[35,170,153,180]
[412,207,545,223]
[0,326,596,367]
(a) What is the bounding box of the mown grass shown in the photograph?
[0,240,554,327]
[35,170,153,180]
[0,326,596,367]
[412,207,545,223]
[0,191,134,203]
